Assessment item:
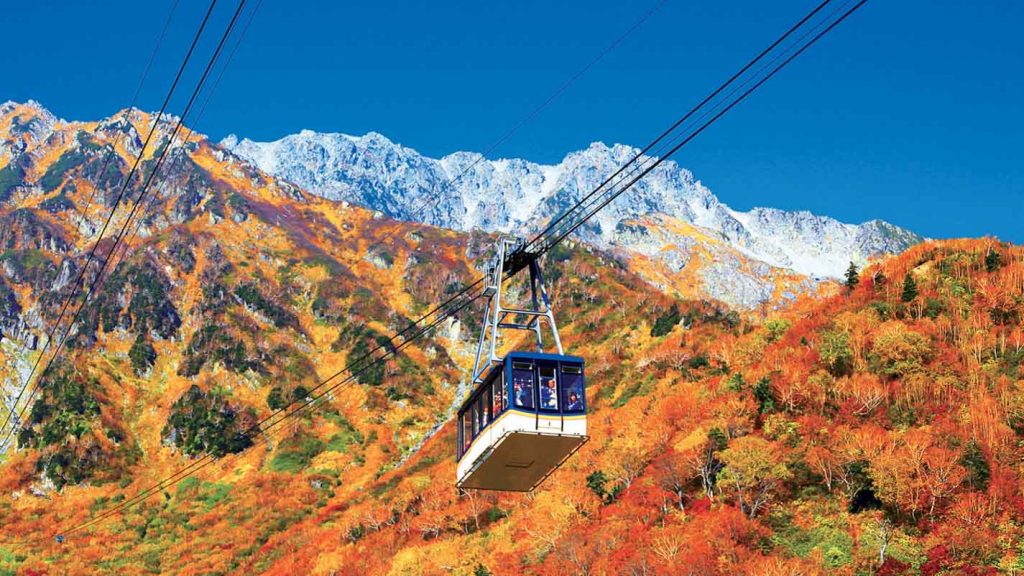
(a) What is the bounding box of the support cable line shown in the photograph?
[391,0,667,234]
[0,0,182,446]
[51,0,868,540]
[66,0,183,254]
[57,283,482,539]
[0,0,221,449]
[508,0,862,273]
[60,291,483,538]
[101,0,266,304]
[2,0,252,456]
[521,0,865,263]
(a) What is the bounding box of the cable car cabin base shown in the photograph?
[458,430,587,492]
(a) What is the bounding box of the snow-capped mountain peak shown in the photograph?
[221,129,922,306]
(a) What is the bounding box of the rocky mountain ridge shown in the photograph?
[222,129,923,303]
[0,100,923,309]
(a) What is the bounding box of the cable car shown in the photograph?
[456,238,587,491]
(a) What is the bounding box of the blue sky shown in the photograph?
[4,0,1022,241]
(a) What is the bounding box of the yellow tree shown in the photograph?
[921,444,967,519]
[519,490,582,557]
[717,436,791,518]
[603,399,666,490]
[870,322,932,378]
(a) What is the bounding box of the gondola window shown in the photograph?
[512,362,534,409]
[539,366,558,411]
[492,378,503,417]
[561,365,584,413]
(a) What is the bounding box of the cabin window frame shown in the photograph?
[501,368,509,410]
[459,401,467,458]
[458,409,466,455]
[477,393,487,431]
[537,363,559,413]
[492,374,504,418]
[459,366,507,460]
[511,361,536,410]
[560,363,585,414]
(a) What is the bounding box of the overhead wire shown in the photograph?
[36,2,268,491]
[4,1,256,453]
[0,0,221,450]
[3,1,252,455]
[523,0,863,259]
[543,0,867,251]
[101,0,266,302]
[392,0,667,231]
[6,0,253,454]
[509,0,844,265]
[61,291,482,537]
[108,0,470,404]
[52,0,869,540]
[69,0,183,247]
[0,0,182,446]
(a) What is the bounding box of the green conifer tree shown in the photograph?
[129,333,156,375]
[985,249,1002,272]
[844,261,860,293]
[901,272,918,302]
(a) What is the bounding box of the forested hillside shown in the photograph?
[183,238,1021,576]
[1,101,1022,575]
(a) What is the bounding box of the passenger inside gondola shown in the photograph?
[479,394,489,428]
[540,379,557,409]
[567,392,583,411]
[539,366,558,410]
[513,364,534,409]
[492,380,503,417]
[561,365,584,412]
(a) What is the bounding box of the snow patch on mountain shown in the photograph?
[223,129,922,284]
[0,100,60,166]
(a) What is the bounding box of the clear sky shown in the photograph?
[4,0,1022,242]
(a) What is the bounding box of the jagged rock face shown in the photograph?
[222,130,924,301]
[0,100,923,309]
[0,280,20,337]
[0,101,58,167]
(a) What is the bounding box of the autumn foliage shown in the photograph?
[1,104,1024,574]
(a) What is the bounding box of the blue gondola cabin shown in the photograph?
[456,351,587,491]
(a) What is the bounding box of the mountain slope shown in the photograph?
[222,130,923,284]
[2,102,1018,576]
[0,101,729,573]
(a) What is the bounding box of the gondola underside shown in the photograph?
[457,430,588,492]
